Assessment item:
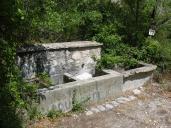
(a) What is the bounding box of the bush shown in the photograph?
[28,106,43,120]
[99,54,139,70]
[0,39,39,127]
[141,38,161,62]
[47,109,63,119]
[72,89,90,113]
[35,72,52,88]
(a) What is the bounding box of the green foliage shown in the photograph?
[0,39,22,128]
[93,24,122,52]
[93,23,141,70]
[100,54,138,70]
[36,72,52,88]
[160,41,171,70]
[47,109,63,119]
[28,106,43,120]
[141,38,161,62]
[72,100,89,113]
[72,89,90,113]
[0,38,38,127]
[118,0,155,45]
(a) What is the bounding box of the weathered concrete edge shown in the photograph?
[122,62,157,92]
[123,63,157,78]
[17,41,103,53]
[38,72,122,93]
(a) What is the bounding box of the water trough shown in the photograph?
[17,41,157,113]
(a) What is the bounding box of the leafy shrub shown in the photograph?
[157,40,171,71]
[35,72,52,88]
[100,55,123,69]
[28,106,43,120]
[72,100,86,113]
[92,23,140,70]
[72,89,90,113]
[47,109,63,119]
[99,54,139,70]
[140,38,169,71]
[0,39,39,127]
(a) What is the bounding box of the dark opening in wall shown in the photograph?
[36,58,45,74]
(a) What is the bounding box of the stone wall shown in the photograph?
[17,41,102,85]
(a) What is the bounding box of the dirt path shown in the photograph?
[30,83,171,128]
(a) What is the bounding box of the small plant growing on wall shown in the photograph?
[35,72,52,88]
[72,89,90,113]
[47,109,63,119]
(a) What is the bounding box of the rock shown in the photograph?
[72,114,78,119]
[85,111,93,116]
[128,95,137,101]
[116,97,128,104]
[119,97,131,101]
[72,51,81,60]
[97,105,106,112]
[91,108,100,113]
[139,87,144,91]
[111,101,120,106]
[104,104,114,110]
[133,89,141,95]
[75,72,92,80]
[49,86,55,90]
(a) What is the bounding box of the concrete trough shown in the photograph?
[38,70,123,113]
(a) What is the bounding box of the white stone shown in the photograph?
[133,89,141,95]
[104,104,114,110]
[49,86,55,90]
[75,72,92,80]
[116,97,128,104]
[128,95,137,101]
[72,51,81,60]
[72,114,78,119]
[85,111,93,116]
[85,57,94,64]
[52,60,58,65]
[118,97,131,101]
[97,105,106,112]
[139,86,144,91]
[111,101,119,106]
[91,108,100,113]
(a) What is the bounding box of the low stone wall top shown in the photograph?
[17,41,102,53]
[123,62,157,78]
[122,62,157,92]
